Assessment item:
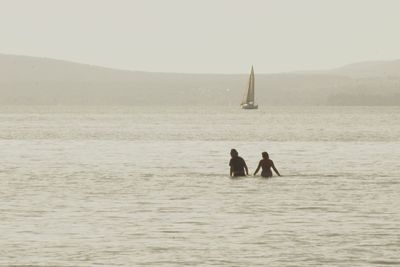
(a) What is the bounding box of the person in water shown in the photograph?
[229,149,249,177]
[254,152,281,177]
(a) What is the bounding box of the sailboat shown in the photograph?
[240,66,258,109]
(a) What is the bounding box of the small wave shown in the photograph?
[369,261,400,265]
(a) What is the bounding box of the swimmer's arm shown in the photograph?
[254,162,261,176]
[272,161,281,176]
[230,166,233,177]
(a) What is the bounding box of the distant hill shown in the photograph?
[299,60,400,78]
[331,60,400,78]
[1,54,399,106]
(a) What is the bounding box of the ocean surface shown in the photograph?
[0,106,399,266]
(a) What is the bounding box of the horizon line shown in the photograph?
[1,52,399,75]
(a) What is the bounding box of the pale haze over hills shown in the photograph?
[2,0,400,106]
[3,0,400,74]
[1,54,399,106]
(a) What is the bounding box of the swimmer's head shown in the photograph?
[230,149,238,157]
[262,152,269,159]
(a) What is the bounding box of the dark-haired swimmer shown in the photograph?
[254,152,281,178]
[229,149,249,177]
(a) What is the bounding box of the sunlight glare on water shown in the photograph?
[0,106,399,266]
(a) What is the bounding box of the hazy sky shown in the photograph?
[1,0,400,73]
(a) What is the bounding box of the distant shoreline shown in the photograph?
[1,54,400,106]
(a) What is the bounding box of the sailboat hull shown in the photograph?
[241,103,258,109]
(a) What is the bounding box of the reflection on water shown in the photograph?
[0,106,399,266]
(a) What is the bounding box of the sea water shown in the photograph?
[0,106,399,266]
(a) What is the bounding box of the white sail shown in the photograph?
[246,66,255,103]
[241,66,257,109]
